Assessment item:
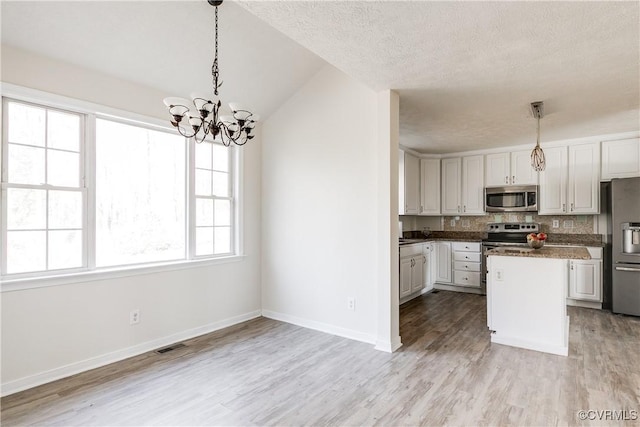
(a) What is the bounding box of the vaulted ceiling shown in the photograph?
[2,1,639,154]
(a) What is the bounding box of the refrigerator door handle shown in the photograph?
[615,266,640,272]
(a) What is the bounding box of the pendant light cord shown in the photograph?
[211,5,220,96]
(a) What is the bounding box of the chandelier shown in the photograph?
[163,0,258,146]
[530,101,545,171]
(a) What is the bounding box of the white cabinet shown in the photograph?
[442,156,484,215]
[441,158,461,215]
[419,158,441,215]
[423,243,436,291]
[399,151,420,215]
[452,242,481,288]
[539,143,599,215]
[462,155,485,214]
[568,247,603,302]
[485,150,538,187]
[434,242,452,283]
[399,244,426,302]
[601,137,640,180]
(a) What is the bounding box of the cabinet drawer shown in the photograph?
[453,251,481,262]
[454,261,480,272]
[454,271,481,287]
[451,242,480,252]
[400,244,423,258]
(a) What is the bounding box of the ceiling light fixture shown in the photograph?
[530,101,545,171]
[163,0,258,146]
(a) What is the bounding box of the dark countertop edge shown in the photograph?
[400,237,602,247]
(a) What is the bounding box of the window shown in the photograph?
[95,119,186,267]
[1,95,239,281]
[194,142,233,256]
[2,99,85,275]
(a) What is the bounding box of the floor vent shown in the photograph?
[155,343,186,354]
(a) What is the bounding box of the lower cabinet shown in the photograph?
[568,248,603,302]
[400,244,426,302]
[435,242,452,283]
[423,243,435,291]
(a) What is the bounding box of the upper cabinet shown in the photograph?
[399,151,420,215]
[419,158,441,215]
[442,155,484,215]
[601,137,640,180]
[485,150,538,187]
[539,142,599,215]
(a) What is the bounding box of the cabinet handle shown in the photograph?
[570,261,574,270]
[616,266,640,272]
[562,203,566,212]
[571,203,574,212]
[505,176,509,184]
[512,175,515,184]
[423,256,426,263]
[458,206,461,213]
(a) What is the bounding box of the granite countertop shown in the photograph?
[487,246,591,260]
[400,231,603,247]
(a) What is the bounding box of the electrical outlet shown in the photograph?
[450,219,456,227]
[552,219,560,228]
[564,220,574,229]
[495,269,504,281]
[130,309,140,325]
[347,297,355,311]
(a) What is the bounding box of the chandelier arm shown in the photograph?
[176,124,199,139]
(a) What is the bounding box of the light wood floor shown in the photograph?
[2,291,639,426]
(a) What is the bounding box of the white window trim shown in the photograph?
[0,83,245,291]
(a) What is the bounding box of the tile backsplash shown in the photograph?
[442,213,594,234]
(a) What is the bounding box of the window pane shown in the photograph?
[8,102,45,147]
[214,199,231,226]
[212,144,229,172]
[47,110,80,151]
[212,171,228,197]
[95,119,185,267]
[48,230,82,270]
[8,144,45,185]
[196,227,214,256]
[7,231,46,274]
[195,169,212,196]
[49,190,82,229]
[214,226,231,254]
[195,142,212,169]
[47,150,79,187]
[196,198,214,227]
[6,188,46,230]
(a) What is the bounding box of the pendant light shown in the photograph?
[530,101,545,171]
[163,0,258,146]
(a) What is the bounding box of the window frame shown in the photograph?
[0,84,243,288]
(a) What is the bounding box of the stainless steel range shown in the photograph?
[481,222,540,284]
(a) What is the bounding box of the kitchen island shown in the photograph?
[486,246,590,356]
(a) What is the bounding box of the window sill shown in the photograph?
[0,255,246,293]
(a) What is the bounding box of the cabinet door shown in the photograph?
[601,138,640,180]
[420,158,441,215]
[411,255,425,293]
[435,242,452,283]
[511,150,538,185]
[441,158,461,215]
[569,260,602,302]
[400,257,413,298]
[462,155,485,214]
[485,153,510,186]
[539,146,568,214]
[424,244,434,291]
[404,152,420,215]
[568,143,599,214]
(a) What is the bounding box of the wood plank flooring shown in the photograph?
[2,290,639,426]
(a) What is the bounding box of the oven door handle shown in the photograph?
[615,266,640,272]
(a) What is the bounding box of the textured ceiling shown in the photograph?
[238,1,640,153]
[0,1,326,120]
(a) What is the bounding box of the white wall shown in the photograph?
[261,65,396,346]
[0,46,262,394]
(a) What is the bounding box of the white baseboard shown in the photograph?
[1,310,262,397]
[375,336,403,353]
[566,298,602,309]
[262,309,376,346]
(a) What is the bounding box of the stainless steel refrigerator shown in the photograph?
[611,177,640,316]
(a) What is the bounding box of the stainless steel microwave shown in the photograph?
[485,185,538,212]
